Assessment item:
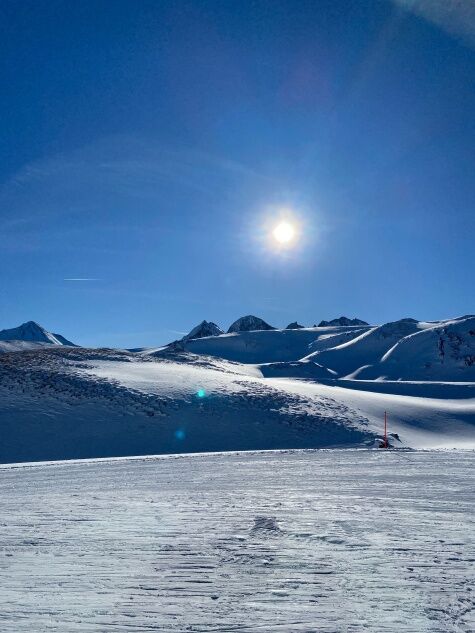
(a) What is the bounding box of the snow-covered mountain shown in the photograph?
[309,318,423,378]
[176,325,367,364]
[354,315,475,381]
[227,315,274,333]
[0,321,76,347]
[306,316,475,381]
[183,320,223,340]
[151,315,475,382]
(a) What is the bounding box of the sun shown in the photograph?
[273,221,296,244]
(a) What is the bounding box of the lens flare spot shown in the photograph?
[196,389,206,398]
[175,429,186,440]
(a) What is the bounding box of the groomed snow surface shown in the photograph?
[0,449,473,632]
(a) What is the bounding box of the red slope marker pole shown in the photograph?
[384,411,388,449]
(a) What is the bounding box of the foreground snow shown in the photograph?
[0,449,473,632]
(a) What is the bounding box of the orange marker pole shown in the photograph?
[384,411,388,449]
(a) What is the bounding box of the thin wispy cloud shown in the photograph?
[63,278,101,282]
[393,0,475,49]
[0,134,272,228]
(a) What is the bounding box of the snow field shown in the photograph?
[0,449,473,632]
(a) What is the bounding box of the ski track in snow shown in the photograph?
[0,450,474,632]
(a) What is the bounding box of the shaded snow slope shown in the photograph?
[0,347,373,463]
[1,450,473,632]
[0,321,75,346]
[304,328,370,356]
[259,360,336,380]
[267,378,475,449]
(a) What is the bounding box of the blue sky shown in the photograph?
[1,0,474,347]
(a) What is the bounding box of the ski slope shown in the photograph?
[0,449,473,632]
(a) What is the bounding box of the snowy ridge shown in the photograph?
[178,316,474,382]
[175,325,369,364]
[318,316,369,326]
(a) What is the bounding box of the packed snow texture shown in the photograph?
[0,449,473,632]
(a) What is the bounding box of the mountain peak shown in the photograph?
[183,320,223,341]
[0,321,76,346]
[227,315,275,333]
[285,321,305,330]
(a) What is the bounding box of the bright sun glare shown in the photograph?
[273,221,296,244]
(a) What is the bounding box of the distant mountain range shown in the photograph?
[173,314,475,381]
[175,315,368,340]
[0,315,368,348]
[1,315,475,382]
